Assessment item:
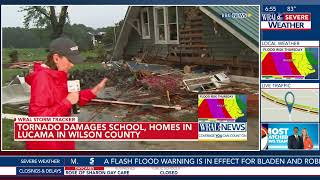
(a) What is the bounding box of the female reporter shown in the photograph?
[25,37,107,150]
[302,128,313,150]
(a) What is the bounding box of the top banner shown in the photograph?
[1,0,320,5]
[261,5,320,40]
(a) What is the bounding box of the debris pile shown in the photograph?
[140,75,182,94]
[70,60,259,121]
[70,63,136,89]
[7,60,259,121]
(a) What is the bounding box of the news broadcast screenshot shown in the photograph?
[0,0,320,178]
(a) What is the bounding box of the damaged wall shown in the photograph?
[123,6,258,69]
[202,14,258,61]
[125,6,154,56]
[125,6,184,59]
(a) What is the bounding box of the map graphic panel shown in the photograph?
[262,48,319,79]
[198,94,247,122]
[261,89,319,122]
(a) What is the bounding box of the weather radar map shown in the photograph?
[261,41,319,80]
[198,94,247,122]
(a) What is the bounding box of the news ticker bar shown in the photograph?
[1,156,320,176]
[0,156,320,167]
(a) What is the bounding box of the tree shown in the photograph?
[21,6,69,39]
[64,23,94,50]
[99,19,124,48]
[3,24,94,50]
[2,27,44,48]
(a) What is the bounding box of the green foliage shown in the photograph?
[2,27,46,48]
[81,50,100,62]
[20,6,70,39]
[99,19,124,47]
[101,26,116,45]
[20,6,51,28]
[71,63,104,72]
[94,44,107,59]
[3,16,124,51]
[3,25,93,51]
[64,23,94,51]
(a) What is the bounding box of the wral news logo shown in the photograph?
[221,12,252,19]
[199,122,247,132]
[261,13,311,30]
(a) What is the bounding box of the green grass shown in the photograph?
[2,119,25,150]
[2,106,26,150]
[3,48,48,63]
[71,63,104,72]
[81,50,100,60]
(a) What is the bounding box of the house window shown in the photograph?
[140,7,150,39]
[168,6,178,41]
[155,7,166,42]
[154,6,179,44]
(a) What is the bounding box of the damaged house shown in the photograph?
[113,6,259,77]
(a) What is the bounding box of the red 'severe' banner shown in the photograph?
[14,122,198,141]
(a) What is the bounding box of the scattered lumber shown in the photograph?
[92,99,182,110]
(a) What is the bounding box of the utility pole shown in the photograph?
[113,23,117,50]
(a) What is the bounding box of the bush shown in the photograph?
[9,50,19,63]
[94,44,107,59]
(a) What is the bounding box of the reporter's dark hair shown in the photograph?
[45,52,62,70]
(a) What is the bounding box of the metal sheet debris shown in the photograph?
[182,72,230,92]
[2,76,30,105]
[126,61,176,74]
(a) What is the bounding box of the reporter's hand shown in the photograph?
[66,92,79,104]
[91,78,108,95]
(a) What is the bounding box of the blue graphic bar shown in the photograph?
[0,157,320,167]
[16,167,64,176]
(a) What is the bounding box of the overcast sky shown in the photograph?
[1,6,128,29]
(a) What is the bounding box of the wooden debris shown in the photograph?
[157,72,176,77]
[92,99,182,110]
[183,65,198,74]
[184,65,192,74]
[7,61,42,69]
[166,90,171,103]
[137,70,153,78]
[229,75,259,85]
